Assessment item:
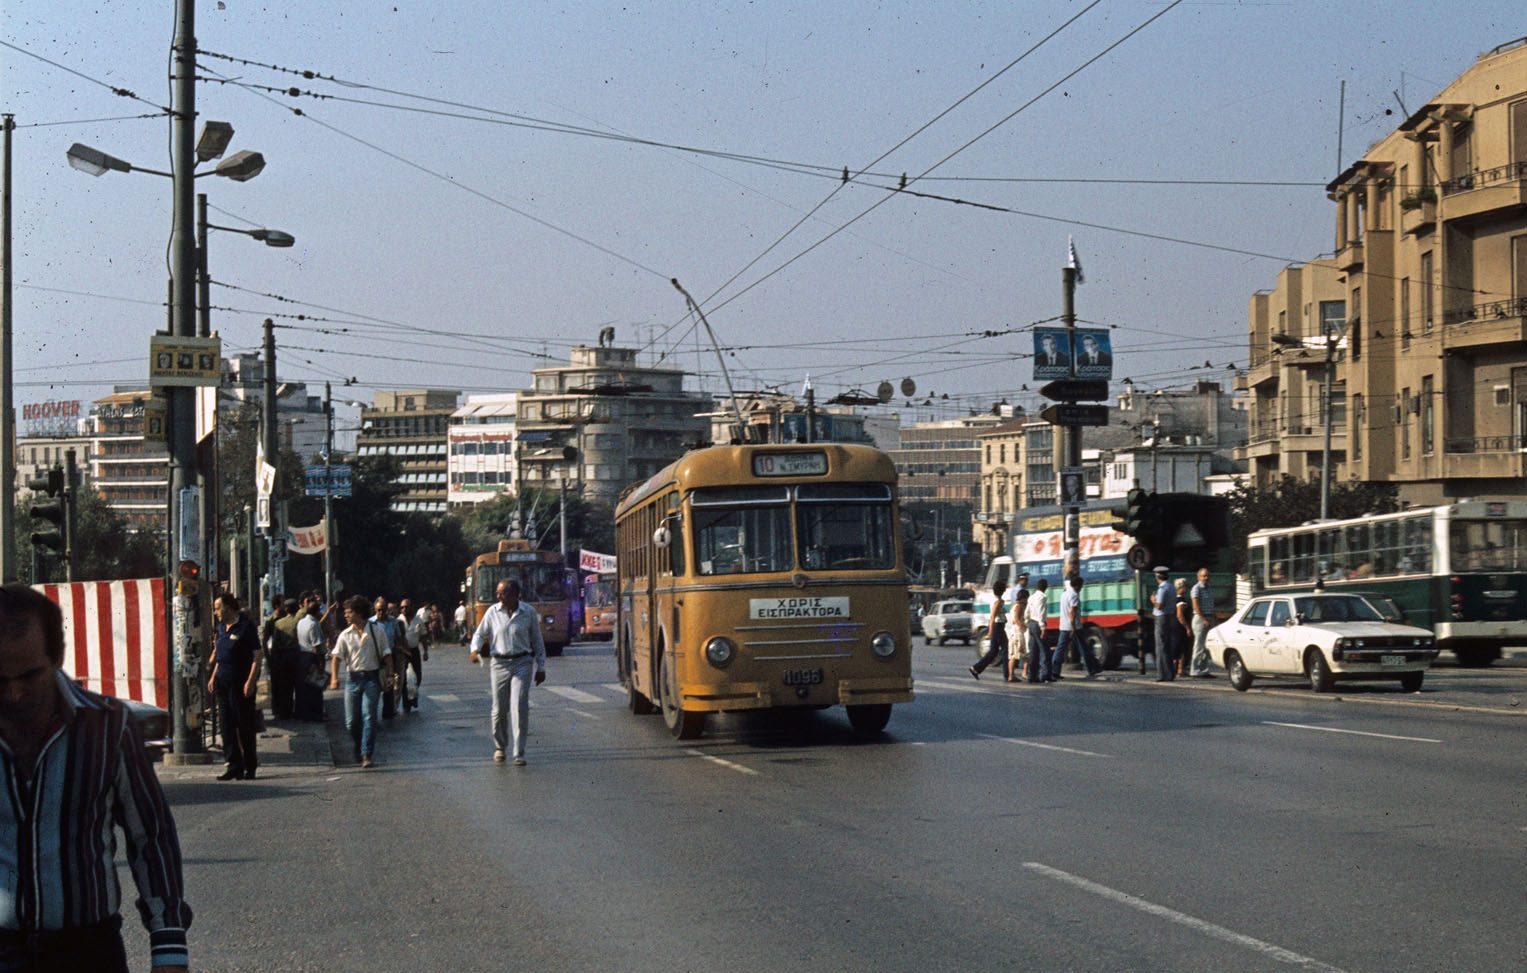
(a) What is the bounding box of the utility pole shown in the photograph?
[323,382,335,603]
[165,0,206,761]
[1,114,15,582]
[262,317,284,613]
[1056,262,1082,578]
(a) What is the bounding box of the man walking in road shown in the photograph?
[1052,574,1101,678]
[469,579,546,766]
[267,597,301,721]
[330,596,393,768]
[370,599,406,719]
[0,584,193,971]
[295,592,327,721]
[1026,577,1051,682]
[400,598,430,712]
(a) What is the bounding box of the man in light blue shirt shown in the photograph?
[1151,567,1177,682]
[469,579,547,765]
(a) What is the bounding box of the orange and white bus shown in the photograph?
[614,443,914,739]
[582,571,617,639]
[463,538,580,655]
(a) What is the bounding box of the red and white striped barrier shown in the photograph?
[36,579,168,708]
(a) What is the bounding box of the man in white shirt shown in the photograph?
[295,593,327,721]
[399,599,430,713]
[1024,578,1051,682]
[1053,574,1100,678]
[453,602,468,642]
[329,596,394,768]
[469,579,547,766]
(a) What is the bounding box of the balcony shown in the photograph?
[1400,197,1436,236]
[1439,162,1527,224]
[1244,351,1280,390]
[1440,296,1527,352]
[1336,239,1364,272]
[1443,436,1527,479]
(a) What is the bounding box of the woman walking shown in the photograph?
[969,580,1009,680]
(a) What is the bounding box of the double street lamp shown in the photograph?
[68,121,291,761]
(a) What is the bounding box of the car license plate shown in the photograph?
[782,668,824,686]
[1381,654,1406,666]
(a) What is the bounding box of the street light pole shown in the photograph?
[1,114,15,582]
[166,0,202,760]
[324,382,335,603]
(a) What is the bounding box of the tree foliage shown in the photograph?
[16,487,164,584]
[1223,475,1400,558]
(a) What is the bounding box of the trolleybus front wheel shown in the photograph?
[659,651,705,740]
[846,703,892,735]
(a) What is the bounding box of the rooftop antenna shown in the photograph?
[672,278,748,439]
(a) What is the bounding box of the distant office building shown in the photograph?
[448,393,517,509]
[357,389,460,514]
[87,390,166,531]
[515,334,711,502]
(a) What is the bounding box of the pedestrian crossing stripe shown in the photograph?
[542,685,603,704]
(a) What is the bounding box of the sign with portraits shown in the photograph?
[149,335,221,388]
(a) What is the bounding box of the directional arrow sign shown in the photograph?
[1039,379,1109,401]
[1039,404,1110,426]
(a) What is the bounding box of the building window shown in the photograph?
[985,445,991,464]
[1352,393,1363,462]
[1400,389,1412,460]
[999,443,1006,464]
[1420,251,1434,330]
[1421,376,1434,455]
[1348,288,1360,359]
[1400,278,1411,349]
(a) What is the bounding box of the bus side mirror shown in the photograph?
[653,526,672,550]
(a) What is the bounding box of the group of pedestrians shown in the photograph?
[1150,567,1219,680]
[326,596,437,767]
[970,566,1220,684]
[971,571,1103,683]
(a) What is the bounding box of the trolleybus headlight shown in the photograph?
[870,631,897,659]
[704,636,736,668]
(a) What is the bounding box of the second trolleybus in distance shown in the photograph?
[582,571,616,639]
[614,443,914,739]
[463,538,581,656]
[1245,500,1527,666]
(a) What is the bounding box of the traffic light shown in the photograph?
[28,467,67,559]
[1111,487,1151,537]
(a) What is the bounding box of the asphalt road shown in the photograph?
[131,641,1527,972]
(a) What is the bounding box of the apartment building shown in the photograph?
[514,335,712,502]
[1242,37,1527,504]
[447,393,517,509]
[357,389,459,514]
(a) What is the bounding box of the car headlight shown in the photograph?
[704,636,736,668]
[870,631,897,659]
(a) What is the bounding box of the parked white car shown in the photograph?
[921,600,977,646]
[1207,593,1438,693]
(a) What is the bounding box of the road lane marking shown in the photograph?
[568,708,600,721]
[1262,721,1441,743]
[917,678,1024,696]
[601,683,627,696]
[977,732,1111,758]
[427,693,461,704]
[1022,862,1346,972]
[543,685,603,704]
[685,748,759,776]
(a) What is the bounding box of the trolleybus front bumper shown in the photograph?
[679,677,914,712]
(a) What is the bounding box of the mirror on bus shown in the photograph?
[653,526,672,549]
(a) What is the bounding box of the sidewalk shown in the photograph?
[157,692,339,780]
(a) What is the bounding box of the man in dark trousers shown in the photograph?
[266,598,302,720]
[0,583,192,971]
[210,592,263,779]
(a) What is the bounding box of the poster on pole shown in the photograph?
[1032,328,1072,380]
[1072,329,1113,380]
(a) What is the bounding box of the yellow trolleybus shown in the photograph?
[614,443,915,739]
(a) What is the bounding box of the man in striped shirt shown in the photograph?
[0,583,191,971]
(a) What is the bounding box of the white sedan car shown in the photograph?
[1206,593,1438,693]
[921,600,977,645]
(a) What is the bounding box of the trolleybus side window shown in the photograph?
[666,494,685,577]
[691,486,791,576]
[795,483,895,570]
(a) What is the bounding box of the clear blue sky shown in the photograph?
[3,0,1520,427]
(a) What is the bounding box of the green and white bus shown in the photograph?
[1245,501,1527,666]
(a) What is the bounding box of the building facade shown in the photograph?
[447,393,517,508]
[88,390,166,531]
[356,389,459,514]
[1244,39,1527,504]
[514,339,712,503]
